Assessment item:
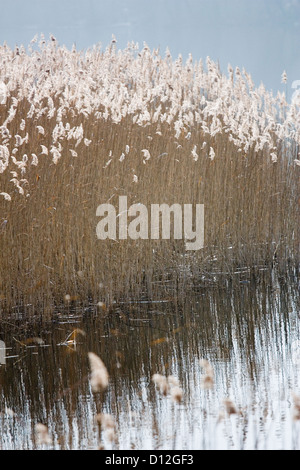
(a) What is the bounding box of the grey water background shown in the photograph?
[0,0,300,96]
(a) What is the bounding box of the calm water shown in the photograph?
[0,273,299,450]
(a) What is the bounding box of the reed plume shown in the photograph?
[223,398,237,415]
[152,373,169,396]
[95,413,117,444]
[200,359,214,389]
[34,423,52,445]
[292,392,300,420]
[152,373,183,402]
[88,352,109,393]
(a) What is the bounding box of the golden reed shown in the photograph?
[0,36,298,318]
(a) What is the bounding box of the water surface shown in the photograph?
[0,274,299,450]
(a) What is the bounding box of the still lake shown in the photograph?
[0,271,299,450]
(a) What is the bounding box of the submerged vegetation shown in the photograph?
[0,35,299,318]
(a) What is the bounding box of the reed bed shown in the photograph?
[0,280,298,450]
[0,35,299,318]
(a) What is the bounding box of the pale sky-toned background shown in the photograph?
[0,0,299,96]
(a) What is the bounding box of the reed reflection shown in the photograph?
[0,275,299,449]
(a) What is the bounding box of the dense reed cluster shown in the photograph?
[0,35,299,317]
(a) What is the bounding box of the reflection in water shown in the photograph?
[0,275,299,449]
[0,340,5,365]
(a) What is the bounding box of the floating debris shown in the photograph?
[13,337,45,347]
[63,328,86,345]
